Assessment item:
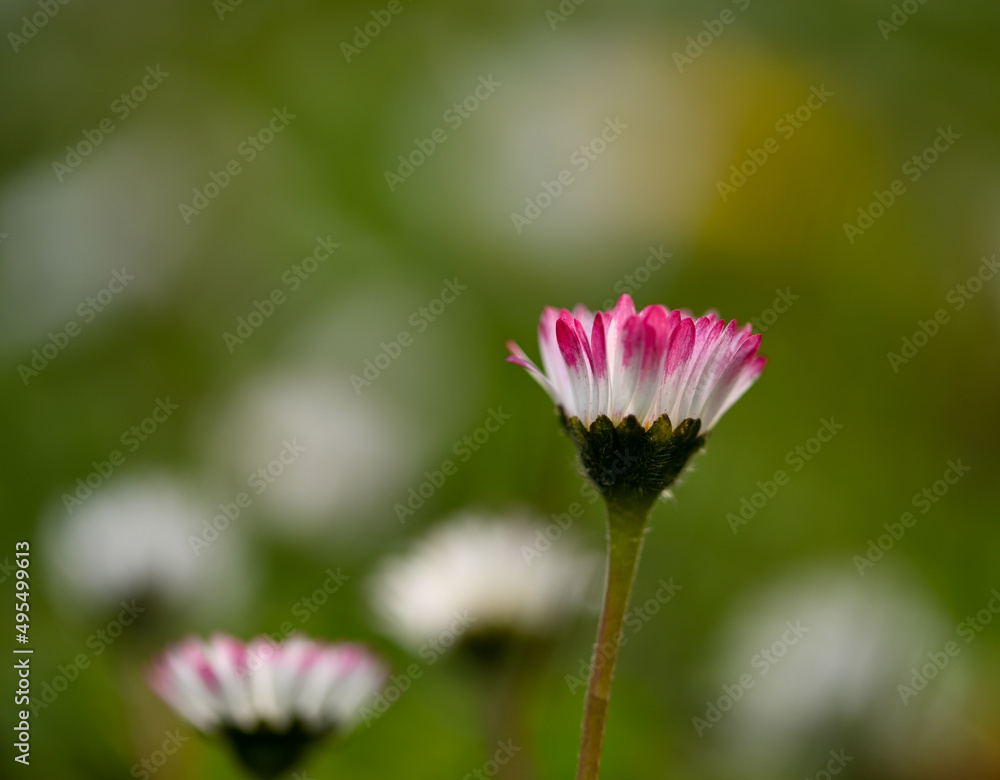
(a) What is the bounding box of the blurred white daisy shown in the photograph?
[148,633,386,778]
[386,30,743,271]
[0,130,195,357]
[704,567,971,779]
[44,472,252,622]
[204,370,416,540]
[368,512,600,655]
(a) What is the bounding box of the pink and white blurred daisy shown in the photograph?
[507,293,766,431]
[148,633,387,778]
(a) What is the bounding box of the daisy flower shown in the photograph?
[148,633,387,778]
[368,513,599,660]
[45,473,252,623]
[707,569,971,778]
[508,294,766,506]
[204,371,417,540]
[507,293,767,779]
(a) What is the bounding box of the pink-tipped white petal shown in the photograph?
[627,307,670,424]
[149,649,223,732]
[674,317,727,421]
[610,315,646,420]
[538,307,575,414]
[659,317,696,422]
[700,334,766,429]
[572,317,600,423]
[556,314,593,422]
[591,313,608,412]
[506,341,558,402]
[205,635,255,731]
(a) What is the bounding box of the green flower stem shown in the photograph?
[575,501,651,780]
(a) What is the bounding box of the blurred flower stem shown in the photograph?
[576,501,648,780]
[482,653,539,780]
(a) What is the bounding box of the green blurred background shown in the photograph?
[2,0,999,778]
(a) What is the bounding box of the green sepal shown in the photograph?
[560,411,706,516]
[222,722,324,779]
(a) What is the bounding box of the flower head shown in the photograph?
[206,371,417,539]
[148,633,387,778]
[45,473,252,622]
[508,294,766,431]
[369,513,599,660]
[708,569,969,777]
[508,294,766,509]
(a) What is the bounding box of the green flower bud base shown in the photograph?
[562,412,706,516]
[223,723,322,779]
